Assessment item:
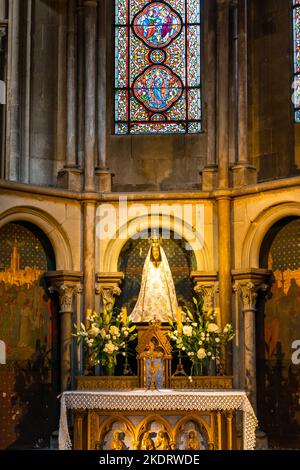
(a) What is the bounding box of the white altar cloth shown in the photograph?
[59,389,257,450]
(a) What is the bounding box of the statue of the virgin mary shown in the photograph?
[129,234,178,323]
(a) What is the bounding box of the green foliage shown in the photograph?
[74,302,137,369]
[169,299,235,376]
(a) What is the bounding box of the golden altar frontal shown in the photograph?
[59,390,257,450]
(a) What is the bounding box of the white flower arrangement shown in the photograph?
[169,298,235,376]
[74,305,137,371]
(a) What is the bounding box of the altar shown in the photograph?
[58,389,257,451]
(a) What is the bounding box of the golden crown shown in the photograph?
[149,229,161,247]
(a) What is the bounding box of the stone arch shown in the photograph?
[136,414,173,445]
[0,206,73,270]
[98,415,136,450]
[241,202,300,269]
[174,413,212,446]
[102,213,210,272]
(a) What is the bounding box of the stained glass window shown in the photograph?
[114,0,201,134]
[293,0,300,122]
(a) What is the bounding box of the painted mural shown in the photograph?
[0,222,57,449]
[0,223,53,362]
[259,218,300,448]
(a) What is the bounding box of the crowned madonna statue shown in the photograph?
[129,232,178,323]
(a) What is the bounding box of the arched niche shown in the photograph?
[0,219,60,449]
[241,202,300,269]
[116,228,197,313]
[101,213,210,273]
[0,207,73,270]
[256,216,300,449]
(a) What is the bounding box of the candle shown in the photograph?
[121,306,127,325]
[177,307,183,335]
[215,307,221,328]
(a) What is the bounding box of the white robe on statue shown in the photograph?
[129,246,178,323]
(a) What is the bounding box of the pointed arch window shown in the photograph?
[114,0,201,134]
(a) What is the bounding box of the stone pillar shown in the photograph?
[233,269,270,411]
[83,0,98,192]
[232,0,257,187]
[96,272,124,312]
[45,271,82,392]
[6,0,20,181]
[95,0,113,192]
[191,271,219,314]
[58,0,83,191]
[216,0,230,190]
[0,1,7,18]
[83,201,96,313]
[216,194,232,321]
[201,0,217,191]
[215,3,232,373]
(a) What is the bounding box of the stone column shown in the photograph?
[0,1,7,18]
[83,0,98,192]
[83,201,96,313]
[201,0,218,191]
[232,0,257,187]
[215,2,232,372]
[58,0,83,191]
[45,271,82,392]
[6,0,20,181]
[233,270,270,411]
[216,0,230,190]
[96,272,124,312]
[95,0,113,192]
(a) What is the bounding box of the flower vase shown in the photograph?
[193,361,204,376]
[104,363,116,376]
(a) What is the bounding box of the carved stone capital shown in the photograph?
[194,283,219,311]
[96,272,124,311]
[98,286,121,312]
[234,281,268,311]
[191,271,218,311]
[44,270,83,313]
[49,284,77,313]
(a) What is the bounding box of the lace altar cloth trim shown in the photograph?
[58,389,257,451]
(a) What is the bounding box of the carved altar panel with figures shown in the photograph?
[59,390,257,451]
[136,322,172,389]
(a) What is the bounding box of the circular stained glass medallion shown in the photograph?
[149,49,166,64]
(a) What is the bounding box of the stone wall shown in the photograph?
[248,0,297,181]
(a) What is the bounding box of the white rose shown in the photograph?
[198,340,203,345]
[215,338,220,343]
[182,347,186,351]
[103,341,116,355]
[197,348,206,360]
[223,327,229,333]
[89,326,100,338]
[207,352,212,357]
[207,323,219,333]
[100,328,106,339]
[109,326,120,336]
[183,325,193,337]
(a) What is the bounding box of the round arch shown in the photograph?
[241,202,300,269]
[101,213,210,272]
[0,206,73,270]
